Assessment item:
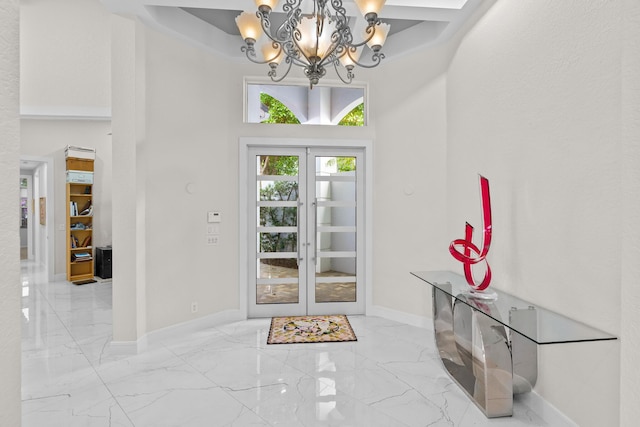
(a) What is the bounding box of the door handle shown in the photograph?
[297,200,303,262]
[313,198,318,265]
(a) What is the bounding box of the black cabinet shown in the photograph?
[95,246,112,279]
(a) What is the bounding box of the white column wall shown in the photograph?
[111,15,147,342]
[0,1,22,425]
[620,0,640,425]
[446,1,635,425]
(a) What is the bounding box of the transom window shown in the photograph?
[245,82,366,126]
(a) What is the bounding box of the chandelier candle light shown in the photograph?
[236,0,390,88]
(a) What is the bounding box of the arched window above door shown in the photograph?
[245,81,366,126]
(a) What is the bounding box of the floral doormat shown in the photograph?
[267,315,357,344]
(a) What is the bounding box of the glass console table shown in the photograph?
[411,271,616,418]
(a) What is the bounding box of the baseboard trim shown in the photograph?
[516,391,579,427]
[367,304,433,330]
[109,309,245,354]
[145,309,244,345]
[109,337,148,355]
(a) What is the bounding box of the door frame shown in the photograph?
[239,137,373,319]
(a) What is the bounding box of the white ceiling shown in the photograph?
[20,160,41,173]
[101,0,486,62]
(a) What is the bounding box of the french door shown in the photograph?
[247,146,365,317]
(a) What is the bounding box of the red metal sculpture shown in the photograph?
[449,175,493,292]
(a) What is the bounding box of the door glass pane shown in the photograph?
[256,155,300,305]
[257,258,300,304]
[315,156,357,303]
[316,257,356,303]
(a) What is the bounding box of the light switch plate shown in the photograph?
[207,211,221,223]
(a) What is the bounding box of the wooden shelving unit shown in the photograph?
[66,156,95,283]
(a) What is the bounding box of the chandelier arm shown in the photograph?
[345,51,386,69]
[268,57,294,83]
[322,0,352,65]
[330,0,347,18]
[257,9,274,41]
[349,23,379,48]
[332,59,354,85]
[241,45,275,65]
[273,0,304,42]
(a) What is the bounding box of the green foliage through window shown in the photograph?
[259,155,298,176]
[338,103,364,127]
[260,93,300,124]
[260,92,364,126]
[326,157,356,172]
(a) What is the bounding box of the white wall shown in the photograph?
[20,0,111,116]
[0,1,22,425]
[446,1,637,425]
[367,52,451,321]
[142,24,238,331]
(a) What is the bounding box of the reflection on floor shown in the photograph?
[21,260,577,426]
[258,262,356,304]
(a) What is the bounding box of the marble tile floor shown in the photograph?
[21,260,576,427]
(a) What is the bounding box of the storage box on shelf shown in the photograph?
[65,149,96,284]
[65,145,96,160]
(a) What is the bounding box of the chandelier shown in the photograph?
[235,0,389,88]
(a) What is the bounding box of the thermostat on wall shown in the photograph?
[207,211,221,223]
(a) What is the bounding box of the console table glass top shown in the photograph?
[411,270,617,345]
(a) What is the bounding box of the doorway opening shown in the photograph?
[20,156,54,282]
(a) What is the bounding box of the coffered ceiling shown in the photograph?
[101,0,487,61]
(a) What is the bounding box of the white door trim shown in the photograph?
[239,137,373,319]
